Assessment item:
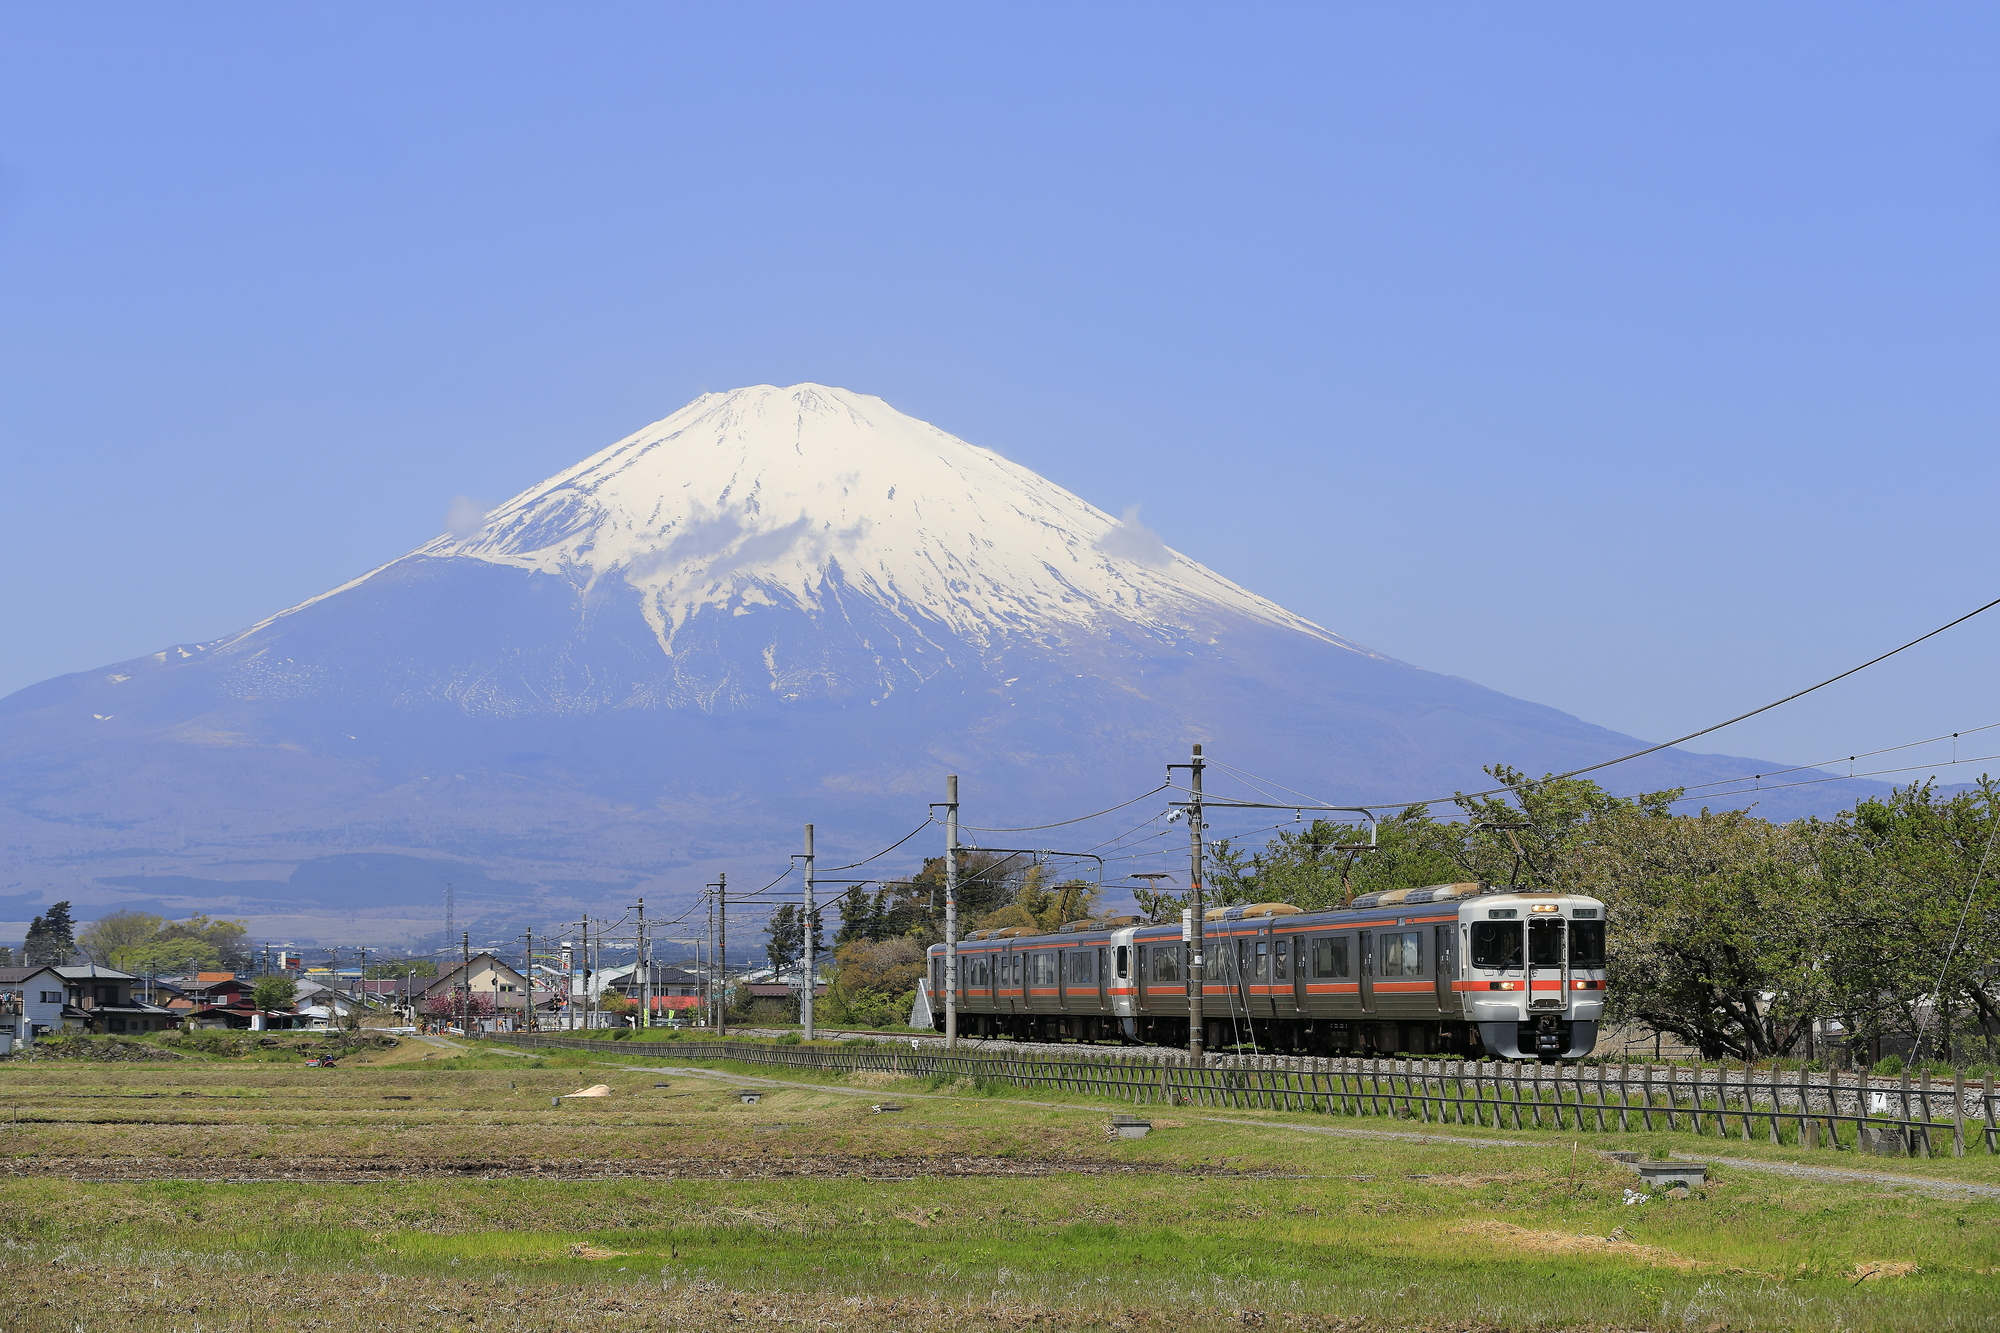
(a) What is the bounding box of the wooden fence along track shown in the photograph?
[494,1034,1997,1160]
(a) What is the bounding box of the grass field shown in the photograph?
[1,1036,1995,1332]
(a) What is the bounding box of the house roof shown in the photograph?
[0,966,64,985]
[54,965,140,982]
[607,964,705,987]
[424,952,527,995]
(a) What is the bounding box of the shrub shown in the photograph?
[775,1033,803,1046]
[1871,1054,1905,1077]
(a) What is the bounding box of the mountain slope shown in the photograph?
[0,384,1876,940]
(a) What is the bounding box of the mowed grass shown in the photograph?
[0,1040,1995,1331]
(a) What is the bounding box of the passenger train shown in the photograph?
[926,883,1605,1061]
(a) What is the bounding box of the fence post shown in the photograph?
[1902,1068,1921,1158]
[1985,1072,1997,1155]
[1920,1069,1936,1159]
[1953,1069,1966,1158]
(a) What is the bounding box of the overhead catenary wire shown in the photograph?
[1209,594,2000,813]
[1664,752,2000,805]
[1641,720,2000,798]
[954,783,1172,832]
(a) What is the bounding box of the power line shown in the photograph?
[955,783,1171,832]
[1639,720,2000,798]
[1196,594,2000,814]
[1667,752,2000,805]
[819,818,935,872]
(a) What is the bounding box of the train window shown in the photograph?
[1380,931,1421,977]
[1149,945,1182,984]
[1568,920,1606,967]
[1528,919,1563,966]
[1312,936,1349,978]
[1012,954,1024,987]
[932,959,944,992]
[1031,953,1058,987]
[1254,940,1268,981]
[1115,945,1129,979]
[1470,922,1521,969]
[1066,950,1095,984]
[1272,938,1289,981]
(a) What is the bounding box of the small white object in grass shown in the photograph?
[1622,1188,1649,1205]
[562,1084,613,1098]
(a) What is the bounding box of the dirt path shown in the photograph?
[1689,1152,2000,1198]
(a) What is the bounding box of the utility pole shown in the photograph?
[943,775,960,1048]
[1173,743,1208,1066]
[520,926,533,1032]
[461,931,470,1034]
[633,897,648,1029]
[714,872,728,1036]
[801,824,816,1040]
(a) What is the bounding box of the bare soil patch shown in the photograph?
[1,1153,1234,1182]
[1448,1219,1703,1270]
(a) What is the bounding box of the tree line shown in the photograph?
[757,852,1103,1027]
[1129,765,1996,1066]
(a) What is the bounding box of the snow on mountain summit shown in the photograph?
[420,384,1359,654]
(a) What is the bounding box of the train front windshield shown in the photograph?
[1469,916,1605,969]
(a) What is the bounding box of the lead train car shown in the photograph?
[925,884,1606,1061]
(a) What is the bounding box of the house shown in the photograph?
[0,966,71,1039]
[601,963,710,1015]
[52,965,179,1035]
[422,952,535,1022]
[293,978,370,1027]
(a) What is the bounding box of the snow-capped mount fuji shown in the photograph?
[0,384,1876,940]
[433,383,1344,656]
[269,383,1363,713]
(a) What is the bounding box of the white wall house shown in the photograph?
[0,966,69,1038]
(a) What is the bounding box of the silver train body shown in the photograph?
[926,886,1605,1060]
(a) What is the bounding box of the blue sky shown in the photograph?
[4,4,1999,793]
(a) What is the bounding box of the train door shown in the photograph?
[1285,934,1307,1013]
[1096,946,1110,1012]
[1433,924,1456,1013]
[1527,915,1566,1017]
[1357,930,1376,1013]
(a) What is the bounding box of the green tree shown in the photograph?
[23,902,76,966]
[823,937,926,1026]
[764,902,824,973]
[77,910,166,964]
[1449,765,1677,888]
[1570,803,1818,1059]
[1807,779,2000,1063]
[111,937,222,976]
[365,958,437,979]
[156,914,252,973]
[251,976,298,1011]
